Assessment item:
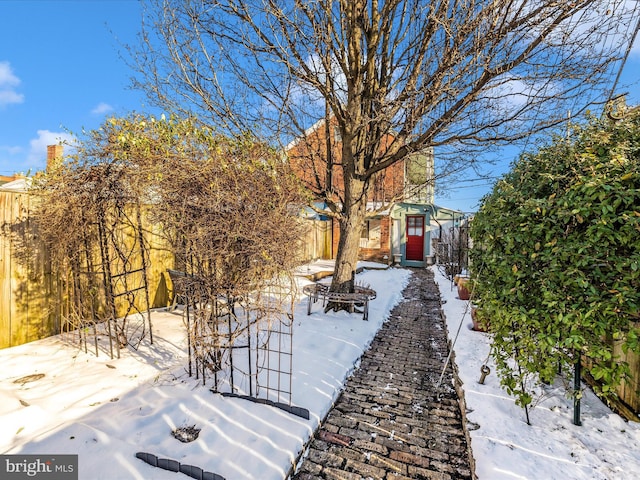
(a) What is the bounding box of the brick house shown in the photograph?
[288,119,461,267]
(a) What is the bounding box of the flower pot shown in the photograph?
[453,273,468,285]
[457,277,471,300]
[471,306,489,332]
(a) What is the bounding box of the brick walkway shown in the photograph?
[293,268,475,480]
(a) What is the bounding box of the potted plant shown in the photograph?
[471,304,489,332]
[457,277,471,300]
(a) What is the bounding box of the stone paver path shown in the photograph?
[293,268,475,480]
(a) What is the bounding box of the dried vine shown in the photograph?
[33,114,306,400]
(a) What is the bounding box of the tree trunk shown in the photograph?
[330,176,368,295]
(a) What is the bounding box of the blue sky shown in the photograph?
[0,0,145,176]
[1,0,639,213]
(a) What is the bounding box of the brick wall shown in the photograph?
[287,118,405,201]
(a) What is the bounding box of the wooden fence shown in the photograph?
[0,189,174,349]
[0,190,57,348]
[580,339,640,421]
[298,219,332,263]
[0,189,332,350]
[613,340,640,418]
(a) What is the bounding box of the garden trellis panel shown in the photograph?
[175,270,296,407]
[0,188,174,350]
[64,200,155,358]
[0,188,312,353]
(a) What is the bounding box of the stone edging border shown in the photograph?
[135,452,226,480]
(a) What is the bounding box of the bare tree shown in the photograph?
[131,0,638,294]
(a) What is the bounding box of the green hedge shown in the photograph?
[470,107,640,412]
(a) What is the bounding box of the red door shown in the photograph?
[406,216,424,261]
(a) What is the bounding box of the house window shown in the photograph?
[407,216,423,236]
[333,126,342,142]
[360,219,381,249]
[404,149,434,203]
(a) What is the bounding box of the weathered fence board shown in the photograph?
[299,219,331,262]
[0,191,57,348]
[0,192,13,347]
[614,340,640,415]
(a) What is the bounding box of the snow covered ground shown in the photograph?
[434,266,640,480]
[0,262,409,479]
[1,261,640,479]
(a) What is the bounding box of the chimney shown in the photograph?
[46,144,64,171]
